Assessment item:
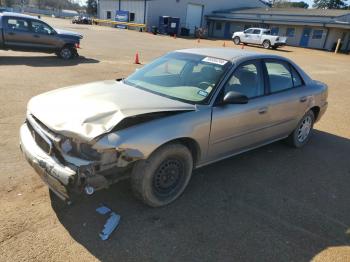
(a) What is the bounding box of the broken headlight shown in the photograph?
[80,143,101,160]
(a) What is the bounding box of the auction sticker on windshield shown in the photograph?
[202,57,228,66]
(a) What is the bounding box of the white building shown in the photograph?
[98,0,266,33]
[207,7,350,52]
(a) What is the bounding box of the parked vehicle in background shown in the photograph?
[0,12,83,59]
[72,15,92,25]
[20,48,328,208]
[233,28,287,49]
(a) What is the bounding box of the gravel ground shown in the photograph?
[0,17,349,262]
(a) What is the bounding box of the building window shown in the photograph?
[244,25,252,30]
[129,12,135,22]
[216,22,222,31]
[106,11,111,19]
[286,28,295,37]
[271,27,279,36]
[312,30,323,39]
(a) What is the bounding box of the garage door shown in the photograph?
[186,4,203,34]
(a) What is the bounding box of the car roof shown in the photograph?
[176,48,284,63]
[0,12,38,20]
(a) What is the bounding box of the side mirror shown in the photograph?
[222,91,249,105]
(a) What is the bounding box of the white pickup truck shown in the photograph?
[232,28,287,49]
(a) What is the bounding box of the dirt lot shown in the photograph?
[0,17,350,262]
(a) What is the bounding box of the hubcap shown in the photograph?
[153,158,184,196]
[264,42,269,48]
[297,116,312,143]
[60,48,71,59]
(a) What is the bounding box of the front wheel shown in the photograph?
[262,40,271,49]
[131,144,193,207]
[287,110,315,148]
[58,46,75,60]
[233,36,241,45]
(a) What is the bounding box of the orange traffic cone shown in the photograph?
[223,41,226,47]
[134,52,140,64]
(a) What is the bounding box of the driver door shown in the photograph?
[29,20,58,51]
[251,29,262,44]
[241,29,253,43]
[208,60,272,161]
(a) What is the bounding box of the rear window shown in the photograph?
[265,61,293,93]
[7,18,29,31]
[265,60,303,93]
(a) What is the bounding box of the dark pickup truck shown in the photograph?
[0,12,83,59]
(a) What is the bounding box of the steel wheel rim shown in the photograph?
[297,115,312,143]
[153,158,184,197]
[234,38,239,44]
[60,48,71,59]
[264,41,269,48]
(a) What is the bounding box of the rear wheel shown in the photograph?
[131,143,193,207]
[263,40,271,49]
[287,110,315,148]
[233,36,241,45]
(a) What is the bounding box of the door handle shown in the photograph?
[258,107,268,114]
[33,34,40,38]
[300,96,307,103]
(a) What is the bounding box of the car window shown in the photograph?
[252,29,261,35]
[290,66,303,87]
[224,62,264,99]
[7,18,29,32]
[125,52,230,104]
[264,30,271,35]
[244,29,253,34]
[265,61,294,93]
[31,20,54,35]
[144,58,186,77]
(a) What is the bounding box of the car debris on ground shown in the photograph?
[96,205,121,241]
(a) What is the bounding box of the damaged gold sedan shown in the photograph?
[20,48,328,207]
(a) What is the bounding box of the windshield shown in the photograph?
[124,52,231,104]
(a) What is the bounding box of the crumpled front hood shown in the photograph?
[55,28,82,39]
[27,80,195,141]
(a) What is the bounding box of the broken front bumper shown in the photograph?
[20,123,76,201]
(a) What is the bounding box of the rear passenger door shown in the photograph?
[262,59,310,139]
[3,17,33,50]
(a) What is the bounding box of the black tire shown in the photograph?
[287,110,315,148]
[233,36,241,45]
[131,143,193,207]
[272,46,278,50]
[58,46,74,60]
[263,40,271,49]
